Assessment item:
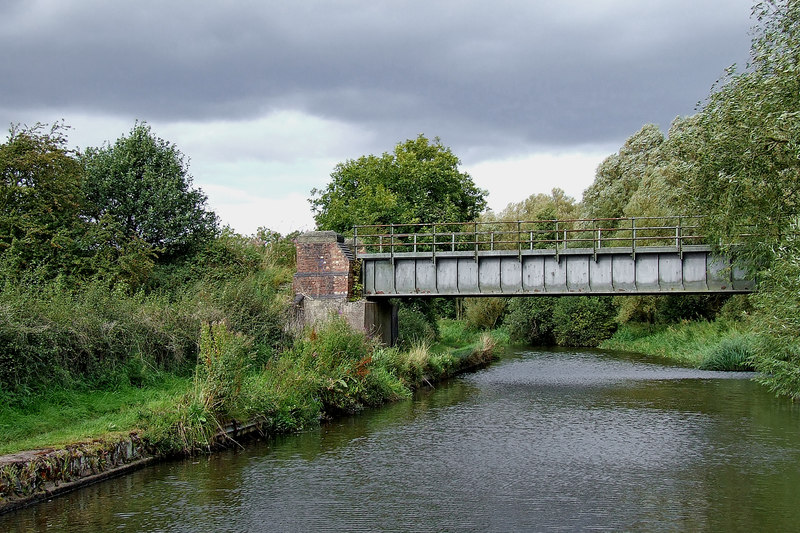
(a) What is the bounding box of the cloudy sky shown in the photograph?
[0,0,754,234]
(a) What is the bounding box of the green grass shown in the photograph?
[0,318,506,457]
[600,319,755,370]
[0,375,191,455]
[434,318,509,351]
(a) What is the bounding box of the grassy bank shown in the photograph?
[0,317,502,458]
[599,318,756,371]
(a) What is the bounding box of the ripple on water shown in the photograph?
[3,348,799,532]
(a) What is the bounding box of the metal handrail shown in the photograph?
[352,216,706,257]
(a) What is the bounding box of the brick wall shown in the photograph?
[293,231,355,299]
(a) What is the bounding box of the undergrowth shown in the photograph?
[600,319,756,371]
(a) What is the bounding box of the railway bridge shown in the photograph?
[293,216,754,344]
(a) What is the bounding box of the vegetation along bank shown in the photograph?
[2,0,800,514]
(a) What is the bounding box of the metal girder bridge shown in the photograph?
[352,216,755,298]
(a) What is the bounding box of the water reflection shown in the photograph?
[3,348,800,532]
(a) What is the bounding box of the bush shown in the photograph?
[653,294,727,324]
[398,307,436,348]
[552,296,617,347]
[505,297,556,345]
[463,297,508,330]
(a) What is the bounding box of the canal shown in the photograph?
[4,347,800,531]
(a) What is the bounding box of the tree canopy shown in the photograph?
[0,123,86,278]
[483,188,578,223]
[674,0,800,264]
[82,123,218,258]
[310,135,487,233]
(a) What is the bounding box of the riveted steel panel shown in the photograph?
[374,260,396,295]
[394,259,417,293]
[479,257,502,293]
[635,255,659,291]
[658,254,683,290]
[522,256,546,292]
[565,255,590,292]
[707,255,731,291]
[682,252,708,292]
[436,257,459,294]
[415,259,436,293]
[544,256,568,292]
[589,255,614,292]
[457,258,479,293]
[612,255,635,291]
[501,257,522,293]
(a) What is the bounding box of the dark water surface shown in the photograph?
[4,348,800,532]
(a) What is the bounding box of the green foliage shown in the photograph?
[601,319,753,368]
[718,294,754,322]
[0,282,196,400]
[750,228,800,397]
[82,122,218,258]
[582,124,666,221]
[195,321,254,415]
[671,1,800,267]
[483,188,579,222]
[551,296,617,347]
[506,296,616,347]
[506,297,557,345]
[310,135,486,233]
[397,307,436,348]
[463,297,508,330]
[0,123,87,281]
[699,335,755,371]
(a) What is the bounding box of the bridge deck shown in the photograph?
[353,218,754,298]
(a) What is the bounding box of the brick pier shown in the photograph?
[293,231,396,345]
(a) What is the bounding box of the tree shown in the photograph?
[581,124,665,222]
[82,123,218,258]
[483,188,579,222]
[674,0,800,266]
[0,123,87,279]
[310,135,487,233]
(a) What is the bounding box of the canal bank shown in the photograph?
[4,346,799,532]
[0,320,503,514]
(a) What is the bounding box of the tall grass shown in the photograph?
[600,319,755,371]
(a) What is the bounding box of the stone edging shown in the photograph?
[0,434,153,515]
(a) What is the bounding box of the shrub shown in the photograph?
[463,297,508,330]
[505,297,556,345]
[552,296,617,347]
[398,307,436,348]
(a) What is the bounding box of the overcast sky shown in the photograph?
[0,0,754,234]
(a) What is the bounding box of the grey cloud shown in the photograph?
[0,0,753,152]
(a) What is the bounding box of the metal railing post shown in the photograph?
[432,224,436,262]
[474,221,478,259]
[555,220,559,250]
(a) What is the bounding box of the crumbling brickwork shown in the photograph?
[293,231,355,299]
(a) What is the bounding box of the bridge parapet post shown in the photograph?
[293,231,397,345]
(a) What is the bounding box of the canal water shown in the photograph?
[4,348,800,532]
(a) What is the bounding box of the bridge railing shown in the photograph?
[352,216,705,258]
